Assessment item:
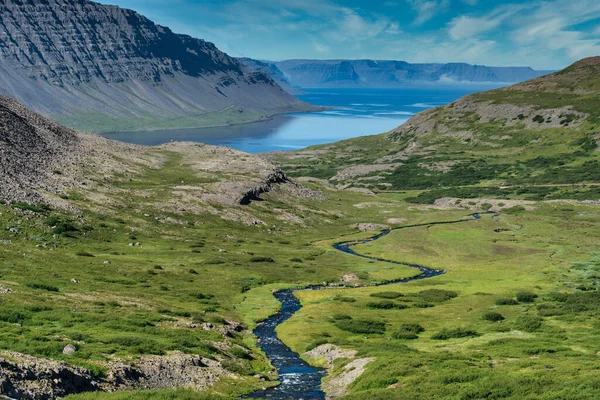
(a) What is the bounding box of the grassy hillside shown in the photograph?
[268,57,600,205]
[3,57,600,399]
[0,143,429,397]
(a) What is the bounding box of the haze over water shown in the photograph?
[102,86,503,153]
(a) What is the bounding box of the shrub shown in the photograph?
[356,272,369,280]
[307,338,330,351]
[76,251,94,258]
[392,323,424,339]
[495,297,518,305]
[108,336,164,355]
[335,319,386,334]
[191,292,214,300]
[46,215,78,235]
[415,289,458,303]
[515,315,543,332]
[399,323,425,334]
[516,291,538,303]
[370,291,404,299]
[537,304,565,316]
[333,295,356,303]
[230,347,253,360]
[367,301,408,310]
[26,283,59,292]
[392,331,418,340]
[413,301,434,308]
[483,312,505,322]
[188,269,198,274]
[12,202,51,213]
[0,310,28,323]
[331,313,352,320]
[432,327,480,340]
[249,256,275,263]
[503,206,526,214]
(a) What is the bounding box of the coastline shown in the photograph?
[96,105,330,135]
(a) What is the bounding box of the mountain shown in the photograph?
[268,56,600,203]
[0,0,315,133]
[238,58,553,90]
[237,57,302,95]
[0,92,306,210]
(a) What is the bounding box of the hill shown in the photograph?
[238,58,553,90]
[0,0,315,133]
[2,59,600,400]
[268,56,600,205]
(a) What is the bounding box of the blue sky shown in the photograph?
[97,0,600,69]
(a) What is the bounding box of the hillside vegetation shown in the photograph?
[268,57,600,205]
[2,57,600,399]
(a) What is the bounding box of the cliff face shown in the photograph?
[239,58,553,90]
[0,0,313,132]
[236,58,301,94]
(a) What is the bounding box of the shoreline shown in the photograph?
[98,105,330,135]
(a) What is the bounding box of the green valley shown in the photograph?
[2,56,600,400]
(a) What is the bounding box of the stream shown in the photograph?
[245,214,483,399]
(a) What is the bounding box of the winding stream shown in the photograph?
[245,214,483,399]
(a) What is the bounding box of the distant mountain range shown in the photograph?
[239,58,554,90]
[0,0,313,133]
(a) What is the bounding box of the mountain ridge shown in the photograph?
[238,57,553,90]
[0,0,315,133]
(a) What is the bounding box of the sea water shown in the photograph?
[102,86,503,153]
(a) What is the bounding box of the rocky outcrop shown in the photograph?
[356,223,389,232]
[0,352,99,399]
[0,95,319,217]
[0,0,314,132]
[0,95,83,202]
[304,344,373,399]
[0,351,230,400]
[239,170,289,205]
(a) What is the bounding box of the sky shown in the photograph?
[96,0,600,70]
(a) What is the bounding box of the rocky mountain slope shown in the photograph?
[268,56,600,203]
[239,58,552,90]
[0,93,318,220]
[0,0,314,133]
[237,57,302,95]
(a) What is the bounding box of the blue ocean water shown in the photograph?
[101,86,503,153]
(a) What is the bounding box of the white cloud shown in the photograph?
[448,4,526,40]
[408,0,449,25]
[385,22,402,34]
[314,43,330,53]
[101,0,600,69]
[508,0,600,63]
